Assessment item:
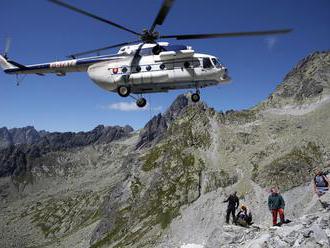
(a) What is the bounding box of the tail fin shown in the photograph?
[0,55,17,71]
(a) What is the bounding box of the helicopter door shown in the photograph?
[173,59,195,82]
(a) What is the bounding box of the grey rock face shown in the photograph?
[9,126,41,145]
[136,94,189,149]
[163,93,190,121]
[0,126,41,149]
[135,113,168,149]
[0,127,12,149]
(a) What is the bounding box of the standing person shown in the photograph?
[223,191,239,224]
[313,168,329,197]
[268,187,289,226]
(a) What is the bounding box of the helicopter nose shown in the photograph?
[220,67,229,80]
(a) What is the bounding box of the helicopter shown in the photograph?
[0,0,292,108]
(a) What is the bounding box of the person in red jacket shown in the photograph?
[268,187,290,226]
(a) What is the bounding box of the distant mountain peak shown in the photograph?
[259,51,330,109]
[135,94,209,149]
[0,124,134,151]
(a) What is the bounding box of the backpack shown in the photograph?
[314,174,329,187]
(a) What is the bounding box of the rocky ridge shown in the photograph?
[259,51,330,109]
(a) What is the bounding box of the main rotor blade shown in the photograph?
[149,0,175,33]
[68,40,140,58]
[4,37,12,56]
[48,0,141,36]
[160,28,292,40]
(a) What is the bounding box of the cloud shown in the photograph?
[264,36,278,50]
[101,101,162,112]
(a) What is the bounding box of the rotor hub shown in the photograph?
[141,29,159,43]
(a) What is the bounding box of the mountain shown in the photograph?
[0,51,330,248]
[0,125,133,177]
[259,51,330,109]
[136,94,190,149]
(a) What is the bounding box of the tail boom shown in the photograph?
[0,55,18,72]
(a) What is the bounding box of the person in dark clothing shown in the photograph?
[224,191,239,224]
[313,168,329,197]
[235,205,253,227]
[268,187,289,226]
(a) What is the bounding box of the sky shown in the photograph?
[0,0,329,132]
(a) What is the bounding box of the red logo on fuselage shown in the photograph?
[112,68,119,74]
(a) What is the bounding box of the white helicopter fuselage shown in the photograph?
[0,43,230,95]
[89,53,229,94]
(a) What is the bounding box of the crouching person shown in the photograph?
[235,205,253,227]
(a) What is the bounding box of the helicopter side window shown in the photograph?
[159,64,165,70]
[146,65,152,71]
[192,59,200,68]
[203,58,213,69]
[211,58,221,68]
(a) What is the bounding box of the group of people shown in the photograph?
[223,191,253,227]
[223,169,329,227]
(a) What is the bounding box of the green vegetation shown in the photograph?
[91,207,130,248]
[142,146,163,171]
[220,109,257,124]
[203,169,238,194]
[30,191,103,239]
[92,106,212,247]
[254,142,323,191]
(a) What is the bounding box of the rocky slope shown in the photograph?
[0,125,133,177]
[0,51,329,248]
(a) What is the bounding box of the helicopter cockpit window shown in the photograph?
[211,58,221,68]
[203,58,213,69]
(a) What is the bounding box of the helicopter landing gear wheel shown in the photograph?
[136,97,147,108]
[117,85,131,97]
[191,92,200,102]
